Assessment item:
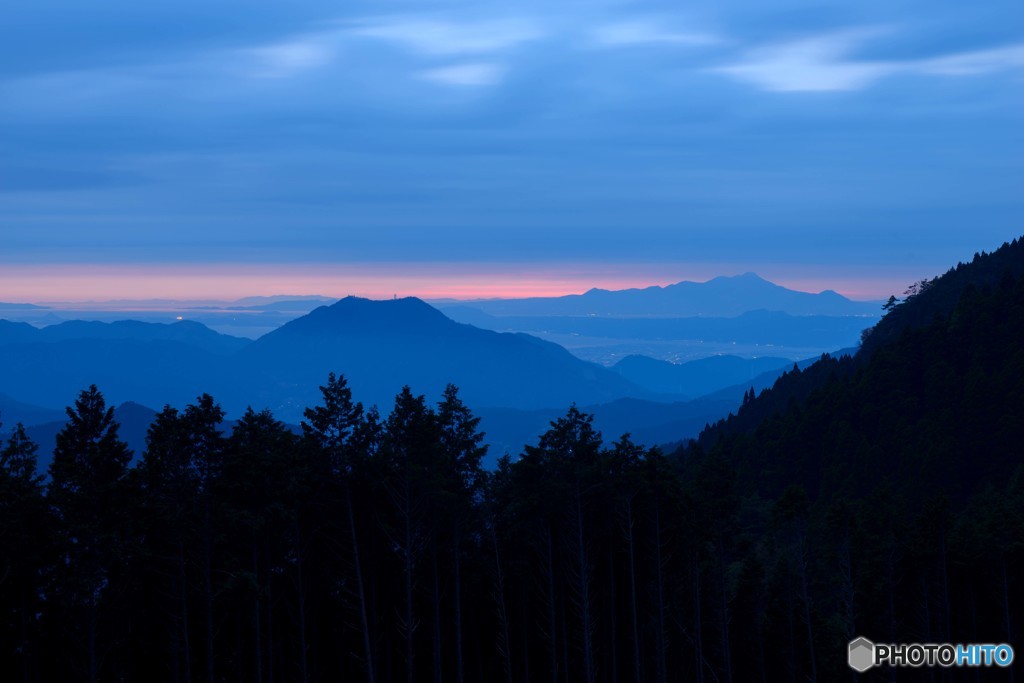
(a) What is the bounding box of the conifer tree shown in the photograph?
[48,386,132,683]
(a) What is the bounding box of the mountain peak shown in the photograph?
[272,295,452,338]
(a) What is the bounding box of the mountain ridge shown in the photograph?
[444,272,880,318]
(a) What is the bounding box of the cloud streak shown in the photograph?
[713,29,1024,92]
[590,20,721,48]
[420,62,504,87]
[349,17,545,55]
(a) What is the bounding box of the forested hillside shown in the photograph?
[0,240,1022,682]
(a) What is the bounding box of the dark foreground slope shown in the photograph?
[674,237,1024,679]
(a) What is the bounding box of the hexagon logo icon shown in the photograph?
[848,637,875,673]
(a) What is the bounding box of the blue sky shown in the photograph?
[1,0,1021,300]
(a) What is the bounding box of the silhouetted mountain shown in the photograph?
[26,401,158,472]
[229,295,335,308]
[0,393,64,427]
[0,302,45,310]
[0,337,261,413]
[612,354,791,397]
[0,319,249,354]
[240,296,651,417]
[443,272,880,317]
[49,320,243,353]
[0,320,40,344]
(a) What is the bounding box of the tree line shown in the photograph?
[2,375,1020,682]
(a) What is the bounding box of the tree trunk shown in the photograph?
[625,502,641,683]
[718,534,732,683]
[254,544,264,683]
[608,544,618,683]
[798,538,817,683]
[180,541,192,683]
[543,524,559,683]
[652,501,667,683]
[453,526,465,683]
[295,524,309,683]
[431,544,442,683]
[693,550,704,683]
[203,509,216,683]
[346,481,376,683]
[266,553,275,683]
[404,474,416,683]
[574,489,595,683]
[491,524,514,683]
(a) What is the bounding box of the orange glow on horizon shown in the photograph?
[0,262,925,306]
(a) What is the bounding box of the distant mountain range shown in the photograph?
[0,392,65,427]
[0,297,658,423]
[0,302,45,310]
[0,274,874,463]
[439,272,880,318]
[0,296,337,339]
[237,296,646,417]
[0,319,250,354]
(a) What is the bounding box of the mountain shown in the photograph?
[239,296,652,418]
[0,320,40,344]
[0,393,65,427]
[441,272,880,317]
[229,295,335,308]
[26,401,159,473]
[0,320,257,411]
[612,354,792,398]
[0,319,251,354]
[0,336,263,415]
[0,302,46,310]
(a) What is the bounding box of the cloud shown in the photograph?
[419,62,504,87]
[713,29,1024,92]
[591,20,720,48]
[247,36,335,78]
[349,17,544,55]
[917,44,1024,76]
[712,30,894,92]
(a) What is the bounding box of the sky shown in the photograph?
[1,0,1021,301]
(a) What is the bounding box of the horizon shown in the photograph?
[0,261,950,307]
